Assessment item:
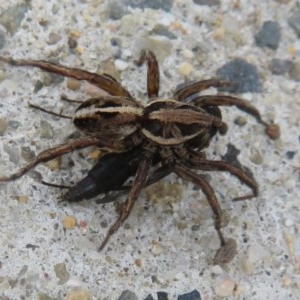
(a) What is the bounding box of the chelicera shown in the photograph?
[0,50,277,259]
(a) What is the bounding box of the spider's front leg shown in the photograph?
[0,55,131,98]
[135,50,160,99]
[98,155,153,251]
[0,137,123,182]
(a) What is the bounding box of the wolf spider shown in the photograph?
[0,50,275,258]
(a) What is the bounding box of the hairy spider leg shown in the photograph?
[28,102,71,119]
[192,95,268,126]
[174,79,234,100]
[98,157,152,251]
[0,55,132,98]
[136,50,160,99]
[188,151,258,201]
[0,137,123,182]
[174,164,226,246]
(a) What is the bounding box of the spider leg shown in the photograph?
[174,79,233,101]
[174,163,226,246]
[188,152,258,201]
[0,55,132,98]
[28,102,71,119]
[98,157,152,251]
[0,137,122,182]
[135,50,160,99]
[192,95,267,126]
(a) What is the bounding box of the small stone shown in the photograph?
[62,215,77,229]
[66,288,90,300]
[216,59,262,93]
[118,290,138,300]
[150,24,177,40]
[124,0,173,11]
[269,58,293,75]
[0,4,29,34]
[214,275,235,297]
[18,195,29,204]
[211,265,223,275]
[193,0,220,6]
[3,143,20,165]
[47,32,62,45]
[265,123,280,140]
[178,289,201,300]
[178,62,194,76]
[0,117,8,135]
[114,59,129,71]
[289,62,300,81]
[249,150,264,165]
[151,241,164,255]
[0,29,6,49]
[288,9,300,37]
[107,1,129,20]
[66,78,81,90]
[45,156,62,171]
[234,116,247,126]
[38,293,56,300]
[156,292,168,300]
[39,119,54,139]
[255,21,281,50]
[54,262,70,285]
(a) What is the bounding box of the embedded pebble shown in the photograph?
[288,9,300,37]
[214,275,235,297]
[107,1,129,20]
[54,262,70,285]
[66,78,81,91]
[3,143,20,164]
[0,117,8,135]
[18,195,29,204]
[0,29,6,49]
[0,4,29,34]
[255,21,281,50]
[193,0,220,6]
[247,243,269,263]
[118,290,138,300]
[114,59,129,71]
[211,265,223,275]
[47,32,62,45]
[265,123,281,140]
[39,120,54,139]
[216,59,262,93]
[124,0,174,11]
[288,61,300,81]
[151,241,164,255]
[178,62,194,76]
[269,58,293,75]
[156,292,168,300]
[62,215,77,229]
[178,289,201,300]
[150,24,177,40]
[66,289,90,300]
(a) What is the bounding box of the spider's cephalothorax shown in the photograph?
[0,50,277,261]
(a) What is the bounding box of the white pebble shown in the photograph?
[178,62,194,76]
[215,275,235,297]
[114,59,128,71]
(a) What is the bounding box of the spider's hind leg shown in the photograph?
[174,163,226,246]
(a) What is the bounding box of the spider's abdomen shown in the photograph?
[141,99,223,146]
